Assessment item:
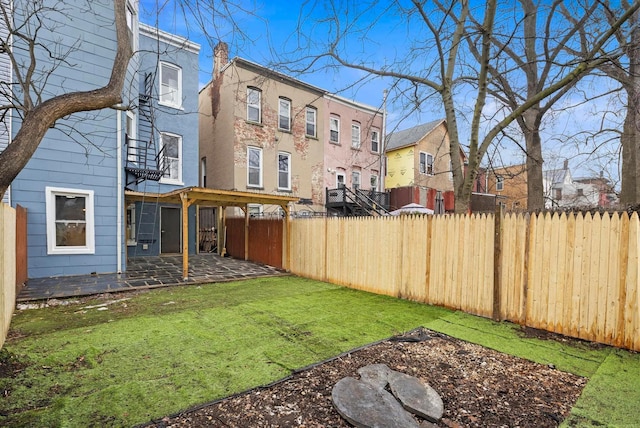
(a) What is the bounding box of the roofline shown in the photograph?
[139,23,201,54]
[324,93,383,116]
[215,57,327,95]
[385,118,447,152]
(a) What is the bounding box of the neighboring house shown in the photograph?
[199,42,386,217]
[384,119,455,212]
[323,94,388,216]
[323,94,384,193]
[543,160,599,209]
[124,24,201,258]
[574,173,619,208]
[487,164,528,211]
[5,1,200,278]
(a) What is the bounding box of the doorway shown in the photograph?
[160,206,181,253]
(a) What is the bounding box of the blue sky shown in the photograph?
[138,0,624,186]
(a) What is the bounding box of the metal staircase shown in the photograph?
[125,73,167,187]
[326,187,390,216]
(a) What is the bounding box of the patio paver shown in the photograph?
[17,254,288,301]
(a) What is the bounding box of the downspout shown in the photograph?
[380,89,388,194]
[116,108,123,274]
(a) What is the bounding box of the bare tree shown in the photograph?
[470,0,611,211]
[0,0,256,200]
[0,0,132,199]
[280,0,639,212]
[584,0,640,207]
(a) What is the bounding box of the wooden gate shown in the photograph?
[226,218,284,269]
[15,205,27,290]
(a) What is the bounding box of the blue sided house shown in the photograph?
[5,1,200,279]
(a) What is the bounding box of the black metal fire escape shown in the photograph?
[125,73,167,188]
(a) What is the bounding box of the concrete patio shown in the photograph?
[17,254,288,301]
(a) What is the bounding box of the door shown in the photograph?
[160,207,181,253]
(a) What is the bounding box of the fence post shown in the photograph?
[493,205,503,321]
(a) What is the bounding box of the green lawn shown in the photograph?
[1,276,638,427]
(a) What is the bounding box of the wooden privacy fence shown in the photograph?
[289,212,640,352]
[226,218,284,269]
[0,203,17,350]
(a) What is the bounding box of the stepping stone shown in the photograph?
[388,370,444,423]
[332,377,420,428]
[357,364,392,390]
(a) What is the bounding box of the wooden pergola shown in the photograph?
[125,187,300,279]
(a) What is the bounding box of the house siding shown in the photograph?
[8,1,200,278]
[323,95,384,197]
[200,58,326,215]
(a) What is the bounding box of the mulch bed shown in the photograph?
[146,328,586,427]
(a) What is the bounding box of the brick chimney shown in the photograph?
[213,42,229,80]
[563,159,568,170]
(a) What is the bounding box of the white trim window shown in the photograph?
[279,97,291,131]
[330,116,340,144]
[126,111,137,163]
[159,62,182,108]
[160,132,182,184]
[351,122,361,149]
[247,87,261,123]
[45,187,95,255]
[278,152,291,191]
[247,146,263,188]
[248,204,263,217]
[496,175,504,191]
[352,170,361,190]
[336,172,345,188]
[125,1,138,51]
[419,152,434,175]
[370,173,378,191]
[371,129,380,153]
[306,106,317,137]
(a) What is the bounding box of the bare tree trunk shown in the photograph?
[0,0,132,199]
[526,131,545,210]
[620,85,640,206]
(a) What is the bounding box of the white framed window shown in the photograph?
[352,170,361,190]
[351,122,361,149]
[496,175,504,192]
[247,87,261,123]
[419,152,434,175]
[247,146,263,187]
[159,62,182,108]
[248,204,263,217]
[126,203,136,246]
[126,111,136,163]
[160,132,182,184]
[449,160,453,181]
[336,172,345,188]
[371,129,380,153]
[200,157,206,187]
[279,97,291,131]
[45,187,95,255]
[330,116,340,144]
[370,172,378,191]
[125,2,137,50]
[306,106,317,137]
[278,152,291,191]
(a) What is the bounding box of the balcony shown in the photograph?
[326,187,390,217]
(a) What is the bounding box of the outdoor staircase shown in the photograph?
[326,187,390,217]
[124,74,167,188]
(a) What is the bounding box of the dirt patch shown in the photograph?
[145,328,586,427]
